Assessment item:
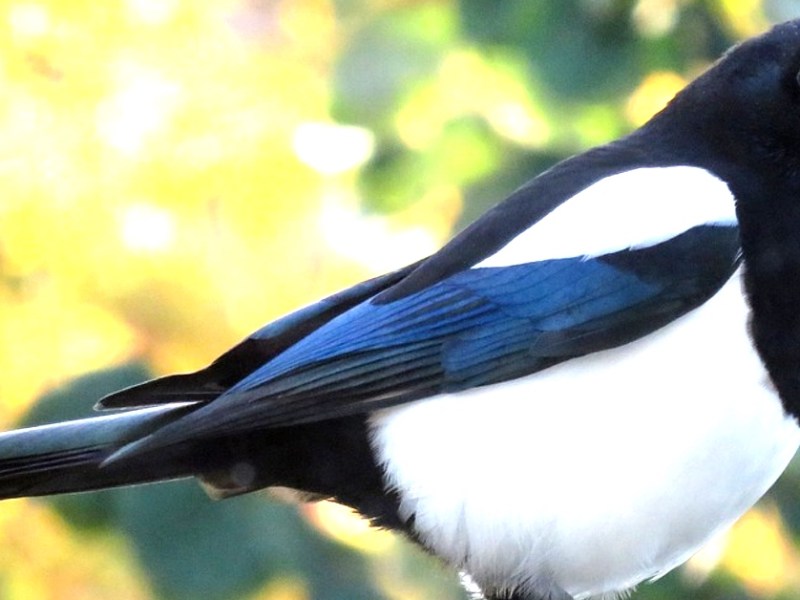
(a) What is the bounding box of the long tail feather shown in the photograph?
[0,404,199,499]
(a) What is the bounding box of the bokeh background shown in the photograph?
[2,0,800,598]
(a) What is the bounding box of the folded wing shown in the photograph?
[108,223,740,460]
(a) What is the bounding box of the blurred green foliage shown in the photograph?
[3,0,800,599]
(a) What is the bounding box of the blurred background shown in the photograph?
[2,0,800,598]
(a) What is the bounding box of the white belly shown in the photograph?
[368,270,800,599]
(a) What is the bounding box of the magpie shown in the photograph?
[4,18,800,600]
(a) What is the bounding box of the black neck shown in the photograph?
[737,179,800,421]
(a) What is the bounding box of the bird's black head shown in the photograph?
[649,19,800,186]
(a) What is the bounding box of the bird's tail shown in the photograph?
[0,404,200,499]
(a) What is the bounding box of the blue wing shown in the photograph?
[119,224,740,448]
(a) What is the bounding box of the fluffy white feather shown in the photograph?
[369,269,799,599]
[476,167,736,268]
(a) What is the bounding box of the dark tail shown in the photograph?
[0,404,201,499]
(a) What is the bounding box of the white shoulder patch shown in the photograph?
[475,166,737,268]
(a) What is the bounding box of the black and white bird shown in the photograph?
[5,18,800,600]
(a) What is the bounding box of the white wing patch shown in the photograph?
[475,166,737,268]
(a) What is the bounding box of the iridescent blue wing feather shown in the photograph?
[116,224,739,453]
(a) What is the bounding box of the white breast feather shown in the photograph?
[476,166,737,268]
[369,271,800,599]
